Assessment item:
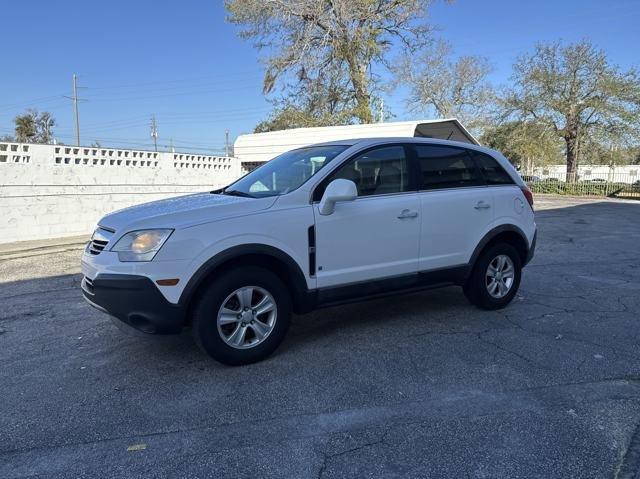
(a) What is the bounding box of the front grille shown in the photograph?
[88,227,114,255]
[89,239,108,255]
[81,276,95,295]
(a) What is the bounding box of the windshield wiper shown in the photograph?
[222,189,255,198]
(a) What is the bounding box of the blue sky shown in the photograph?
[1,0,638,153]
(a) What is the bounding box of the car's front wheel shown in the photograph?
[463,243,522,310]
[192,266,291,365]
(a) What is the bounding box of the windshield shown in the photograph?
[225,145,349,198]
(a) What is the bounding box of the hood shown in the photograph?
[99,192,277,233]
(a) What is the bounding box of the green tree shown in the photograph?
[255,63,360,132]
[14,111,37,142]
[226,0,446,125]
[255,105,345,133]
[503,40,640,181]
[578,136,639,166]
[481,121,563,173]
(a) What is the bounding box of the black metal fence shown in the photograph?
[521,172,640,199]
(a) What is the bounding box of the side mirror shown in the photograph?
[318,179,357,215]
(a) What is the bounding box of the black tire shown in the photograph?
[192,266,291,365]
[463,243,522,310]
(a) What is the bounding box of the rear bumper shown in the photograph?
[81,274,185,334]
[525,230,537,266]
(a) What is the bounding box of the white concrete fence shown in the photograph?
[0,142,242,244]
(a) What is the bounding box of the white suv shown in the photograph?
[81,138,536,365]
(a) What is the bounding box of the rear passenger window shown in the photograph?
[473,152,515,185]
[415,145,482,190]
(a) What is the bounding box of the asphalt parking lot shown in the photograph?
[1,195,640,479]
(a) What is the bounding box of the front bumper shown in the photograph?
[81,274,186,334]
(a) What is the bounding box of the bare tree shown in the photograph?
[503,40,640,181]
[37,111,56,144]
[225,0,445,124]
[394,40,495,129]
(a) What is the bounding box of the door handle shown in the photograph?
[474,201,491,210]
[397,209,419,219]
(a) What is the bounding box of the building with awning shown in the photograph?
[234,119,479,170]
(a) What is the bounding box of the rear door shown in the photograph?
[413,144,494,271]
[312,145,421,288]
[471,150,525,228]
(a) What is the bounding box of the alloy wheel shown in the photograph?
[217,286,277,349]
[485,254,515,299]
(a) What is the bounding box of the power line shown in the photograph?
[77,106,269,131]
[57,109,269,136]
[85,84,258,103]
[0,95,64,113]
[48,131,227,153]
[0,128,231,154]
[86,70,260,91]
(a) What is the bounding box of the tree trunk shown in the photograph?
[345,55,373,124]
[564,130,579,183]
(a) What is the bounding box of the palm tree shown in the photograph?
[14,112,36,142]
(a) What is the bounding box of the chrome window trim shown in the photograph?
[416,185,489,194]
[310,189,418,204]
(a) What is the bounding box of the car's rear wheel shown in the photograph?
[463,243,522,310]
[192,266,291,365]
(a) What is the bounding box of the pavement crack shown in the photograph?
[501,314,640,363]
[317,428,390,479]
[476,330,555,371]
[413,327,508,338]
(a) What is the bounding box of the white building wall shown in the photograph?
[532,164,640,182]
[234,119,478,166]
[0,142,242,244]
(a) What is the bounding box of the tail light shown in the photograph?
[520,186,534,211]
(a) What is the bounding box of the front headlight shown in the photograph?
[111,229,173,262]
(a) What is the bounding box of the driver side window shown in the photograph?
[322,146,409,198]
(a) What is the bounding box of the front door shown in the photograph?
[313,145,421,288]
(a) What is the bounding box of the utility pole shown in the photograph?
[150,115,158,152]
[63,74,87,146]
[225,129,230,157]
[378,99,384,123]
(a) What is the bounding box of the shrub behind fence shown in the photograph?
[524,171,640,199]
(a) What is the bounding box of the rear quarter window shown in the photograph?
[473,152,515,185]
